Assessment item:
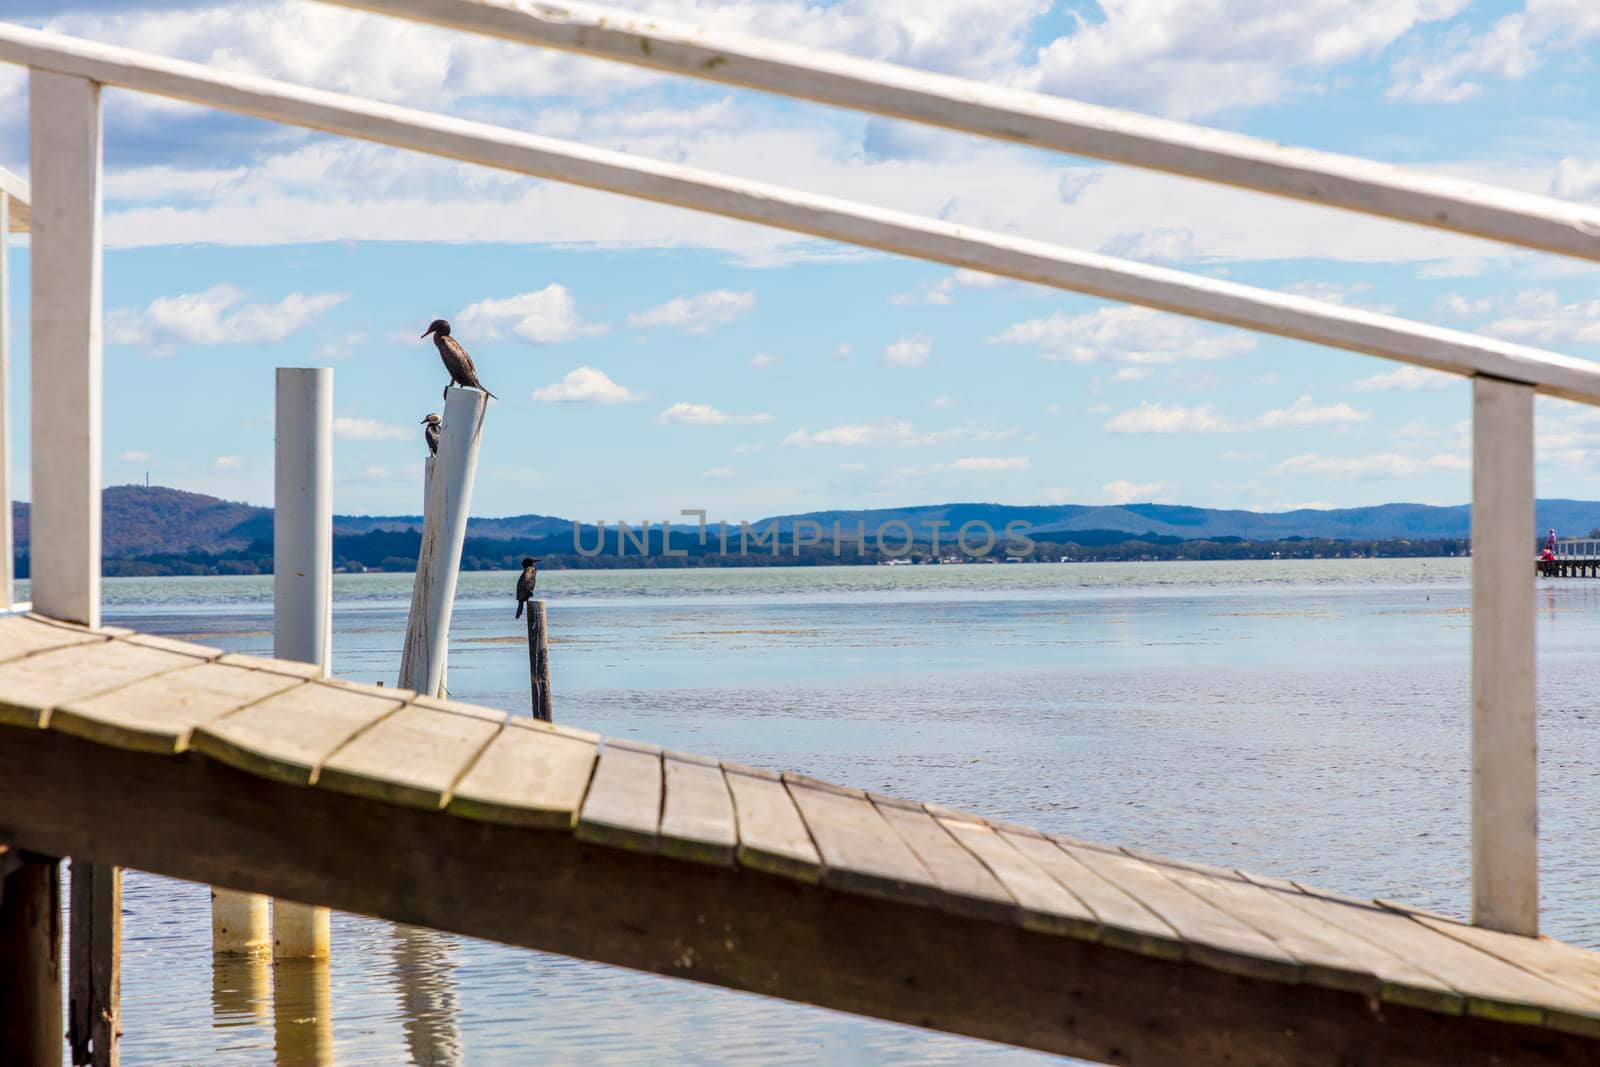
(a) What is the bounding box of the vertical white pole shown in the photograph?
[398,388,487,696]
[0,191,12,610]
[1471,375,1538,935]
[271,367,333,960]
[29,70,101,628]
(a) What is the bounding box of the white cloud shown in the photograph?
[885,337,932,367]
[1255,395,1370,429]
[1389,1,1600,103]
[750,352,776,369]
[333,416,412,441]
[1111,367,1153,382]
[1106,403,1233,434]
[1352,365,1457,391]
[889,268,1004,306]
[658,402,772,426]
[930,394,957,409]
[1551,158,1600,203]
[1438,293,1492,317]
[839,461,867,471]
[531,366,641,404]
[106,285,346,347]
[628,290,755,334]
[938,456,1029,472]
[835,343,854,358]
[699,467,737,480]
[315,331,369,360]
[1103,479,1172,504]
[120,450,150,463]
[1029,0,1468,119]
[1268,451,1468,479]
[990,306,1255,364]
[455,285,609,344]
[1485,290,1600,345]
[212,456,243,471]
[782,420,1019,447]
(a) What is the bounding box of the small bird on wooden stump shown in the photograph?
[420,412,441,456]
[421,318,497,401]
[515,556,540,619]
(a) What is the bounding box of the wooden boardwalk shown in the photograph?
[1,612,1598,1064]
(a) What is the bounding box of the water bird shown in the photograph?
[515,557,540,619]
[421,318,497,401]
[420,412,441,456]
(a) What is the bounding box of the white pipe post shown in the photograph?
[1471,375,1538,935]
[0,191,12,609]
[29,69,101,628]
[271,367,333,960]
[399,388,488,696]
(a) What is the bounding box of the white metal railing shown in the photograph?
[1554,539,1600,559]
[0,3,1570,936]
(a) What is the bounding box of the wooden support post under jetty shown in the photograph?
[1471,375,1538,936]
[69,859,121,1067]
[399,387,489,697]
[270,367,333,961]
[0,849,62,1063]
[527,600,551,722]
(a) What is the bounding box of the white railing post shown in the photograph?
[399,387,487,697]
[29,69,101,627]
[271,367,333,961]
[1471,375,1538,935]
[0,190,12,609]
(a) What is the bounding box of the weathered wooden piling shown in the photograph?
[269,367,333,961]
[69,858,121,1067]
[399,387,488,697]
[527,600,552,722]
[0,849,62,1063]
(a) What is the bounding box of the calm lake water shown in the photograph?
[45,560,1600,1063]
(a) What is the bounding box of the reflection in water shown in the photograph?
[272,958,333,1066]
[391,924,463,1066]
[212,953,272,1030]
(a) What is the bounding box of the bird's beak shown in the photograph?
[420,329,431,338]
[419,417,428,424]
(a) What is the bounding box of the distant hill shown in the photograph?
[11,486,1600,575]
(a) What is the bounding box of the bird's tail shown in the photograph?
[515,601,524,619]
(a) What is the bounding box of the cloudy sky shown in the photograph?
[2,0,1598,520]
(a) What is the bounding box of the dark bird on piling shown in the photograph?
[420,412,441,456]
[515,556,540,619]
[421,318,497,401]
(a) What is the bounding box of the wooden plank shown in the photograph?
[1060,842,1302,983]
[937,819,1092,936]
[658,754,737,866]
[9,727,1600,1067]
[1472,376,1538,935]
[190,680,403,785]
[331,0,1600,263]
[50,662,303,754]
[723,765,821,883]
[28,69,102,628]
[1148,861,1453,1002]
[7,25,1600,404]
[787,783,935,903]
[119,632,221,660]
[1006,833,1183,960]
[0,640,201,729]
[447,716,598,829]
[873,802,1014,920]
[1240,875,1583,1024]
[1397,910,1600,1037]
[318,700,504,810]
[574,740,662,852]
[217,652,324,678]
[0,614,102,663]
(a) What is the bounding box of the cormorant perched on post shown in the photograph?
[421,318,497,401]
[515,557,540,619]
[420,412,441,456]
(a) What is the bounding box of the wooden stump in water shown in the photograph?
[527,601,552,723]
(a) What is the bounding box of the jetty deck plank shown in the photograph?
[191,679,404,785]
[658,753,738,866]
[50,661,305,753]
[3,624,1600,1066]
[723,764,822,882]
[576,739,663,852]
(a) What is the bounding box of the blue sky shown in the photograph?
[2,0,1598,520]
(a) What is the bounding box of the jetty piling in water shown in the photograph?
[399,386,489,697]
[266,367,334,962]
[527,600,552,722]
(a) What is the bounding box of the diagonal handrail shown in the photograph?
[2,23,1599,404]
[323,0,1600,262]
